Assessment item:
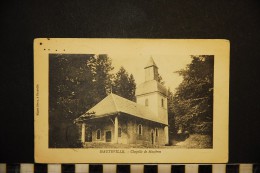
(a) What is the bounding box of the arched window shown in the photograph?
[118,127,122,137]
[138,124,142,135]
[145,99,149,106]
[161,98,164,107]
[96,129,101,140]
[155,128,158,137]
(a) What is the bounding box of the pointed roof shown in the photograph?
[77,93,167,125]
[145,57,158,69]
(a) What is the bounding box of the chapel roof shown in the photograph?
[76,93,167,125]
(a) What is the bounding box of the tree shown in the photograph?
[128,74,136,101]
[49,54,97,147]
[167,88,176,141]
[172,55,214,134]
[49,54,99,120]
[92,54,114,102]
[49,54,115,147]
[112,67,136,101]
[158,73,165,85]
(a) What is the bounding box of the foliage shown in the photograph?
[91,54,114,101]
[172,55,214,134]
[112,67,136,101]
[158,73,165,85]
[49,54,96,121]
[167,88,176,140]
[49,54,134,147]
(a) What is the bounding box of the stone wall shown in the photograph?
[82,114,167,146]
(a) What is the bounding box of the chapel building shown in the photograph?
[76,57,169,146]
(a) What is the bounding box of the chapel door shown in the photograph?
[105,131,112,142]
[86,129,92,142]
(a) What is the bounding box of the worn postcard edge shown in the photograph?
[34,38,229,163]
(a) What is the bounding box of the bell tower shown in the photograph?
[145,57,159,81]
[135,57,168,125]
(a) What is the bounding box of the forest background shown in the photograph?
[49,54,213,147]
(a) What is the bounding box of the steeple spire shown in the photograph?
[136,56,168,128]
[144,57,159,81]
[145,56,158,69]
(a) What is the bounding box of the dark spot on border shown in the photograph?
[44,49,46,50]
[47,38,50,40]
[63,49,65,51]
[55,50,57,51]
[48,49,50,51]
[40,42,42,45]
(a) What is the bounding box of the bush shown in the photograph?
[192,122,213,135]
[175,130,190,141]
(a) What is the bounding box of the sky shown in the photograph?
[109,53,192,93]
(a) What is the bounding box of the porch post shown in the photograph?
[81,123,85,143]
[114,116,118,143]
[164,126,169,145]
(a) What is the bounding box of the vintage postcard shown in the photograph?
[34,39,229,163]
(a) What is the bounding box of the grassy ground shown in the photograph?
[171,134,213,149]
[83,134,212,149]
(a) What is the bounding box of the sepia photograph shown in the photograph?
[49,54,213,149]
[34,39,229,163]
